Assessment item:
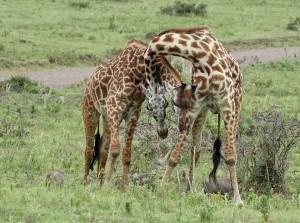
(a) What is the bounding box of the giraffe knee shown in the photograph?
[111,151,120,158]
[168,159,177,168]
[110,142,120,158]
[123,160,131,166]
[225,158,236,166]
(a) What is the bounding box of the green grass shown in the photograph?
[0,1,300,222]
[242,59,300,116]
[0,0,300,71]
[1,59,300,222]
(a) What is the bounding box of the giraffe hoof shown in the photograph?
[235,197,244,206]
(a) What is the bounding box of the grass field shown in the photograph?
[0,0,299,71]
[0,59,299,222]
[0,0,300,222]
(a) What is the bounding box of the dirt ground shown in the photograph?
[1,46,300,88]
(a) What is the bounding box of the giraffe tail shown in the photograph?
[90,120,101,171]
[209,114,224,181]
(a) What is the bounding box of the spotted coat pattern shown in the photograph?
[83,39,182,188]
[144,26,243,205]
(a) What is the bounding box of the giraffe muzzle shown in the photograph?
[157,127,168,139]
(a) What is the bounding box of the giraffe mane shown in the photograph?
[158,26,211,36]
[126,39,181,87]
[125,39,148,50]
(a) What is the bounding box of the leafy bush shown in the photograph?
[160,1,207,17]
[69,1,90,8]
[287,17,300,31]
[48,51,100,66]
[0,76,46,94]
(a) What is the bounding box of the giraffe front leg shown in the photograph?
[97,121,110,186]
[122,107,141,190]
[163,131,188,182]
[186,110,208,191]
[223,110,243,205]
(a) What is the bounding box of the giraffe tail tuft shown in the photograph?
[209,114,224,181]
[209,136,222,180]
[90,121,101,171]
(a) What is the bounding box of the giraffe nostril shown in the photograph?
[157,127,168,139]
[179,121,186,132]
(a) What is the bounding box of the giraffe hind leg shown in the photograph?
[186,110,208,192]
[222,108,243,205]
[83,104,99,184]
[106,112,121,183]
[90,122,101,171]
[97,119,110,186]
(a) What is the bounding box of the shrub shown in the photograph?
[287,17,300,31]
[69,1,90,8]
[0,76,44,94]
[237,106,300,194]
[160,1,207,17]
[48,51,100,66]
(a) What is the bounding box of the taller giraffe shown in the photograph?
[82,39,182,188]
[144,26,243,205]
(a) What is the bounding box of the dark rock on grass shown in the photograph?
[46,169,65,188]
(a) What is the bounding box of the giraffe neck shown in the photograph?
[157,56,182,88]
[144,32,233,87]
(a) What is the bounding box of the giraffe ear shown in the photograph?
[192,84,197,92]
[140,84,152,98]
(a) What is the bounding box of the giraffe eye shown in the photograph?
[146,104,153,111]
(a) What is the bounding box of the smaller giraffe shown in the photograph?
[144,26,243,205]
[82,39,182,188]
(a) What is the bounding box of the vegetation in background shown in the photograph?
[0,0,300,222]
[0,0,300,71]
[160,2,207,17]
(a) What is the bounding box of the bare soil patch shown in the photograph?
[0,46,299,88]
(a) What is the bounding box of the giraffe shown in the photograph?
[82,38,182,189]
[143,26,243,205]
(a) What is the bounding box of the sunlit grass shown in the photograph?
[1,58,300,222]
[0,0,299,70]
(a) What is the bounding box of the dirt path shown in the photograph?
[1,46,300,88]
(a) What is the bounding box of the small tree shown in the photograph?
[238,107,300,194]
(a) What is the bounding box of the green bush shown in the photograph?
[160,1,207,17]
[0,76,45,94]
[69,1,90,8]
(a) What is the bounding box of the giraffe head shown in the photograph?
[140,83,169,139]
[168,82,197,132]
